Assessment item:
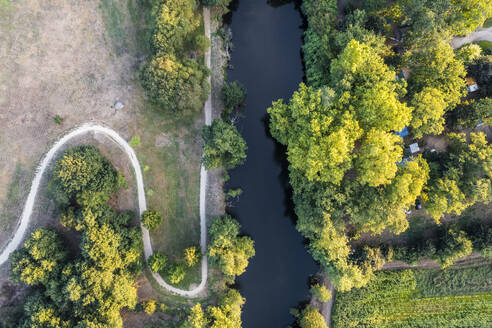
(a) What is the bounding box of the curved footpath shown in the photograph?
[451,26,492,48]
[0,8,213,299]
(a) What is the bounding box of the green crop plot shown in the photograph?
[332,266,492,328]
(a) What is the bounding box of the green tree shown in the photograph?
[406,36,466,109]
[141,209,163,231]
[355,129,403,187]
[410,87,447,138]
[143,300,156,315]
[298,305,328,328]
[208,289,244,328]
[10,229,67,286]
[330,40,412,132]
[167,263,186,284]
[452,98,492,128]
[202,119,247,170]
[222,81,246,113]
[208,215,255,278]
[268,84,362,185]
[310,283,332,302]
[184,246,202,267]
[148,252,168,273]
[182,304,209,328]
[456,44,482,65]
[437,228,473,268]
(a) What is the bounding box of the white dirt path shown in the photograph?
[0,7,214,299]
[451,26,492,48]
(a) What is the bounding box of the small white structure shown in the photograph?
[409,143,420,154]
[114,101,124,110]
[467,84,479,93]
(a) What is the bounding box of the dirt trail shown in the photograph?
[451,26,492,48]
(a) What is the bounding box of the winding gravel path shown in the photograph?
[0,7,213,299]
[0,124,208,297]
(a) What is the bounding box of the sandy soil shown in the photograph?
[0,0,140,248]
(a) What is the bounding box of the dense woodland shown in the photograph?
[269,0,492,293]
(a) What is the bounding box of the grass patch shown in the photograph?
[476,40,492,51]
[332,266,492,328]
[0,163,28,232]
[135,99,202,288]
[99,0,129,55]
[483,17,492,28]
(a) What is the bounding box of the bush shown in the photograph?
[299,305,328,328]
[148,252,168,273]
[129,136,140,147]
[141,209,163,231]
[143,300,156,315]
[183,246,202,267]
[167,263,186,284]
[202,119,247,170]
[310,283,332,302]
[221,81,246,113]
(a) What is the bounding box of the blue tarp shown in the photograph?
[394,126,409,138]
[397,157,411,167]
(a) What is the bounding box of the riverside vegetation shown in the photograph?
[268,0,492,314]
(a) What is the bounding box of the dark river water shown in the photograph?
[225,0,318,327]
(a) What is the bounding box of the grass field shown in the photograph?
[476,40,492,51]
[97,0,205,289]
[332,266,492,328]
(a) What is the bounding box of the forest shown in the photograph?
[269,0,492,292]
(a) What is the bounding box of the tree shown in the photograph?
[202,119,247,170]
[330,40,412,132]
[437,228,473,268]
[167,263,186,284]
[208,215,255,278]
[148,252,168,273]
[52,145,119,201]
[182,290,244,328]
[410,87,447,138]
[184,246,202,267]
[268,84,362,185]
[355,129,403,187]
[406,36,466,109]
[141,55,210,116]
[208,289,244,328]
[452,98,492,128]
[221,81,246,113]
[182,304,209,328]
[10,228,67,286]
[310,283,332,302]
[201,0,232,10]
[143,300,156,315]
[141,209,163,231]
[455,44,482,65]
[298,305,328,328]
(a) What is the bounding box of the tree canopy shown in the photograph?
[10,146,142,328]
[208,215,255,278]
[202,119,247,170]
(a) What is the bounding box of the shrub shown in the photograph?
[310,283,332,302]
[167,263,186,284]
[143,300,156,315]
[202,119,247,170]
[129,136,140,147]
[299,305,328,328]
[183,246,202,267]
[222,81,246,112]
[148,252,168,273]
[141,210,163,231]
[53,115,63,125]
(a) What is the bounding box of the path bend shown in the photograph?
[0,123,208,297]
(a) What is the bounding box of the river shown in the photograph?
[225,0,318,326]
